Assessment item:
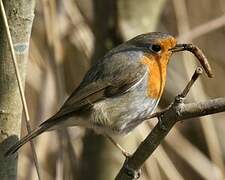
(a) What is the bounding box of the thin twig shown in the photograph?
[179,67,203,97]
[178,14,225,41]
[0,1,41,180]
[148,67,203,119]
[115,67,225,180]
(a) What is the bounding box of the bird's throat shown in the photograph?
[141,54,169,99]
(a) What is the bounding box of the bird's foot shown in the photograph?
[124,163,141,180]
[105,135,131,159]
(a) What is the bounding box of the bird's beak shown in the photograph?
[169,43,214,78]
[169,44,191,53]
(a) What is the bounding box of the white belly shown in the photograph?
[91,76,159,135]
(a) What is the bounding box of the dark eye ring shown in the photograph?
[150,44,162,53]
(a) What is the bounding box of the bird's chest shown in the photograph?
[141,55,167,99]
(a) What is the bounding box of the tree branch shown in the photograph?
[115,68,225,180]
[179,98,225,120]
[177,14,225,41]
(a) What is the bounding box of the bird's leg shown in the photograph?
[105,135,141,179]
[105,134,131,158]
[124,163,141,180]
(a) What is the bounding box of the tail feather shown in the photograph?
[5,118,58,156]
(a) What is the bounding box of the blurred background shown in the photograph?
[18,0,225,179]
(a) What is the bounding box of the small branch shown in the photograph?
[179,98,225,120]
[115,67,225,180]
[179,67,203,97]
[178,14,225,41]
[146,67,203,120]
[0,1,41,180]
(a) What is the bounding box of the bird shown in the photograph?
[6,32,191,157]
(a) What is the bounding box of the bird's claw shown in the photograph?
[123,151,132,159]
[124,164,141,180]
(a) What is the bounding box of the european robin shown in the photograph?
[5,32,211,157]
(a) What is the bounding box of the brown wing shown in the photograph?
[51,50,147,119]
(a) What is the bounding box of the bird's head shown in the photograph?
[126,32,177,98]
[130,32,177,60]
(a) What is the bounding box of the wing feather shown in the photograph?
[44,50,147,123]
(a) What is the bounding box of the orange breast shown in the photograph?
[141,53,170,99]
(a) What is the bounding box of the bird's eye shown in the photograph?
[149,44,162,53]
